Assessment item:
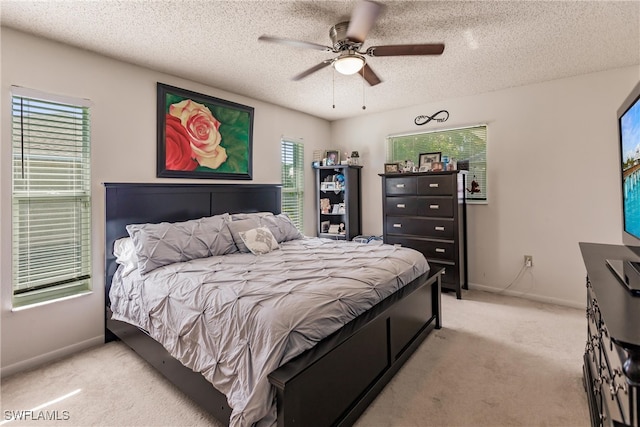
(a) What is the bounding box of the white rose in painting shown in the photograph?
[169,99,227,169]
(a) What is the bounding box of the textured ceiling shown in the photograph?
[1,0,639,121]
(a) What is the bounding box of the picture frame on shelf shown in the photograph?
[384,163,400,174]
[325,150,340,166]
[431,161,444,172]
[419,164,430,172]
[418,152,441,167]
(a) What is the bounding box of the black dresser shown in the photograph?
[580,242,640,427]
[380,171,467,298]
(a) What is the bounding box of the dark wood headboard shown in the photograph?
[104,183,281,304]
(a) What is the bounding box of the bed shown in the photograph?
[104,182,442,427]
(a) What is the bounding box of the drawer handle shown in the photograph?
[435,248,446,253]
[396,184,405,188]
[429,183,439,188]
[430,204,440,209]
[393,223,402,228]
[435,226,445,231]
[396,203,406,208]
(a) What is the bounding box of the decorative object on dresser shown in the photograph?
[384,163,400,174]
[315,165,362,240]
[580,242,640,427]
[380,170,468,299]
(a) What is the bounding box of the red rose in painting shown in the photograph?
[165,114,197,171]
[169,99,227,169]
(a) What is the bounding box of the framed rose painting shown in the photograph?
[157,83,253,180]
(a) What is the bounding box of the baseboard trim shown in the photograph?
[467,282,584,309]
[1,335,104,378]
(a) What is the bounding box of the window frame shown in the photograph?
[386,124,488,203]
[11,87,92,308]
[280,139,305,231]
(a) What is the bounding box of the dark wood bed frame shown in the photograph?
[104,182,442,427]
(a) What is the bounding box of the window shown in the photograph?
[386,125,487,202]
[11,88,92,308]
[281,139,304,230]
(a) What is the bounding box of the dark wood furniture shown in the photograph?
[580,242,640,427]
[105,182,442,427]
[380,171,467,298]
[315,165,362,240]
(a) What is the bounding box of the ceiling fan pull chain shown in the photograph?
[362,67,366,110]
[333,67,336,109]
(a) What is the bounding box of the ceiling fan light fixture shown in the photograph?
[334,54,365,75]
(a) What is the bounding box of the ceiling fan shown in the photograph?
[258,0,445,86]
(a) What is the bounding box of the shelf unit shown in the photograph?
[315,165,362,241]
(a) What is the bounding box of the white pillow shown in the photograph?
[113,237,138,276]
[239,227,279,255]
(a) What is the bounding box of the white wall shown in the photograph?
[331,65,640,308]
[0,28,330,375]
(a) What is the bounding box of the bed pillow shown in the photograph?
[227,218,260,253]
[113,237,138,276]
[260,213,303,243]
[230,212,274,221]
[239,227,279,255]
[126,213,236,274]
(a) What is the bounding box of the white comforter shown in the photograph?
[109,238,429,426]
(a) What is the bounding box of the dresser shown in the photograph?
[580,242,640,427]
[380,171,467,298]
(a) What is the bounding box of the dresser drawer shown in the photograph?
[416,196,454,218]
[386,216,454,239]
[385,197,418,216]
[385,177,417,195]
[386,236,456,262]
[417,175,454,195]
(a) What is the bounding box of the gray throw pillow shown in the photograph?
[227,218,260,253]
[126,213,236,274]
[260,213,303,243]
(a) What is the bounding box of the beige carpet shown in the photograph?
[1,290,590,426]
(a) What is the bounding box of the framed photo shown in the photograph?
[384,163,400,174]
[431,161,444,172]
[325,150,340,166]
[419,152,442,167]
[157,82,253,180]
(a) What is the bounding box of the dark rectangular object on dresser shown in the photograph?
[605,259,640,296]
[381,171,467,299]
[580,243,640,427]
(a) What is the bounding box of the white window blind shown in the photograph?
[386,125,488,202]
[12,91,92,307]
[281,139,304,231]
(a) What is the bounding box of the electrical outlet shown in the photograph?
[524,255,533,268]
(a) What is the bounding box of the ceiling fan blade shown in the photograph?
[361,64,382,86]
[366,44,445,57]
[346,0,383,43]
[292,61,333,81]
[258,35,332,52]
